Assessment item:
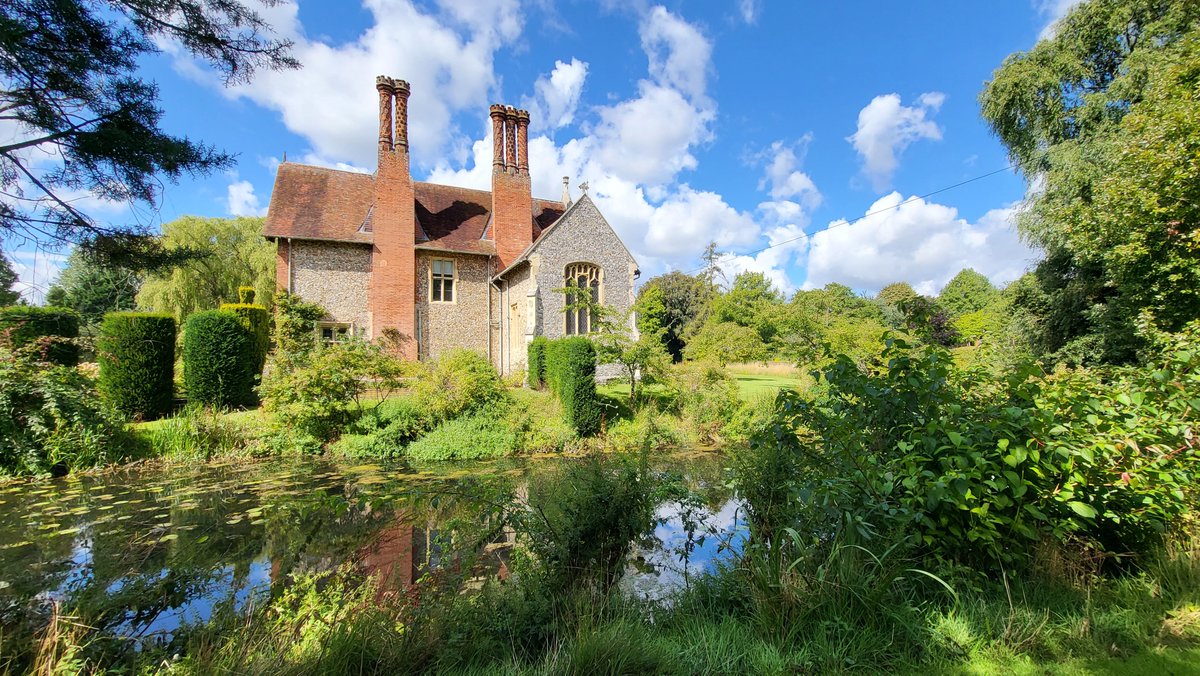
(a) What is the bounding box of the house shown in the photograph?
[262,75,639,377]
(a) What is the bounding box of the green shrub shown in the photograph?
[527,336,548,389]
[272,291,326,356]
[0,342,125,476]
[545,337,601,436]
[260,338,408,443]
[404,409,519,461]
[219,302,270,374]
[183,310,256,408]
[668,361,740,442]
[96,312,176,420]
[237,286,256,304]
[413,349,505,422]
[139,405,257,461]
[0,306,80,365]
[765,322,1200,572]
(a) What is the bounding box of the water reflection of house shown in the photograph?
[358,511,516,591]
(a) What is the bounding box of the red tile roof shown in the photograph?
[263,163,566,255]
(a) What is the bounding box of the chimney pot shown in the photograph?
[515,109,530,175]
[504,106,518,173]
[392,79,411,150]
[489,104,506,168]
[376,76,393,152]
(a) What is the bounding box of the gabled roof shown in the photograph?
[263,162,567,255]
[494,194,637,279]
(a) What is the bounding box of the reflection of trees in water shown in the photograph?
[0,452,730,660]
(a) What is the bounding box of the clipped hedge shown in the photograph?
[183,310,256,408]
[96,312,177,420]
[219,302,270,374]
[545,337,601,436]
[527,336,548,389]
[0,306,80,365]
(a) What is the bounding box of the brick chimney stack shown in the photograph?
[369,76,417,356]
[490,102,533,270]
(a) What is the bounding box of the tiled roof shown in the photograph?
[263,163,374,243]
[263,162,566,255]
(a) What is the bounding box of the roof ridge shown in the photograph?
[280,161,374,178]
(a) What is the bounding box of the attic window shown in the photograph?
[564,262,600,335]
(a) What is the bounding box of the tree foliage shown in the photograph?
[981,0,1200,364]
[0,254,20,305]
[46,249,140,331]
[0,0,296,251]
[136,216,274,323]
[938,268,997,317]
[635,271,709,361]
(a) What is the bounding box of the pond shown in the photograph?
[0,450,743,649]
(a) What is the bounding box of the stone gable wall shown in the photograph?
[290,240,372,332]
[416,251,491,362]
[521,196,638,381]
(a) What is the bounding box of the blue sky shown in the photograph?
[6,0,1081,302]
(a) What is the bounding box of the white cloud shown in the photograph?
[589,82,714,187]
[848,92,945,191]
[756,138,821,207]
[803,193,1034,295]
[640,5,712,103]
[724,224,810,294]
[6,248,68,305]
[523,58,589,132]
[173,0,525,170]
[1036,0,1082,39]
[226,179,268,217]
[738,0,760,24]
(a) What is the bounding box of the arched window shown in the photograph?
[564,262,600,335]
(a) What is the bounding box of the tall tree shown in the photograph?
[938,268,997,317]
[136,216,273,322]
[46,249,140,331]
[0,254,20,305]
[636,271,709,361]
[699,241,727,292]
[1,0,297,261]
[981,0,1200,363]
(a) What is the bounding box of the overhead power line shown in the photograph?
[684,164,1016,276]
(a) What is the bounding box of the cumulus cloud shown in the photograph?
[756,137,821,207]
[803,193,1034,295]
[523,58,589,132]
[171,0,524,169]
[848,92,945,191]
[227,179,268,216]
[640,6,711,103]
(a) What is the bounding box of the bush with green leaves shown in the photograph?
[667,361,741,442]
[96,312,176,420]
[544,337,601,436]
[413,349,506,422]
[272,291,326,356]
[0,342,125,476]
[0,305,80,365]
[765,324,1200,571]
[404,409,520,461]
[183,310,256,408]
[260,338,408,443]
[219,302,269,374]
[527,336,548,389]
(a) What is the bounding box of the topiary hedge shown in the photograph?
[219,302,270,374]
[527,336,548,389]
[545,337,601,436]
[0,306,80,365]
[183,310,256,408]
[96,312,177,420]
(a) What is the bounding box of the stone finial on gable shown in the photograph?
[562,176,572,208]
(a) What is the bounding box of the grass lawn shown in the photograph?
[730,372,807,401]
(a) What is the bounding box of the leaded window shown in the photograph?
[431,259,455,302]
[564,262,600,335]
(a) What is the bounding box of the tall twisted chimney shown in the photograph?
[490,103,533,270]
[369,76,417,356]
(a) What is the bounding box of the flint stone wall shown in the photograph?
[290,240,371,332]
